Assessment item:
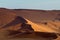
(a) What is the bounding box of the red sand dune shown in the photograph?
[0,8,60,40]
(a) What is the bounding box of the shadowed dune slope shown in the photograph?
[1,16,27,29]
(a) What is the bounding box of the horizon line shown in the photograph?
[0,7,60,10]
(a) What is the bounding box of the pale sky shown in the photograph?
[0,0,60,10]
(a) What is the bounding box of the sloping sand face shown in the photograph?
[25,18,59,33]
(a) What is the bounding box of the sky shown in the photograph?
[0,0,60,10]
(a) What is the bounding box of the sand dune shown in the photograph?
[0,8,60,40]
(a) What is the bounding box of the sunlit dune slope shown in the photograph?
[25,18,58,33]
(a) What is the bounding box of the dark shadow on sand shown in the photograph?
[7,30,58,39]
[0,16,27,29]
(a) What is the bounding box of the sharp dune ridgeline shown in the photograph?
[0,8,60,40]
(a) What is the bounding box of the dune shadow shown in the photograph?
[0,16,27,29]
[7,30,58,40]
